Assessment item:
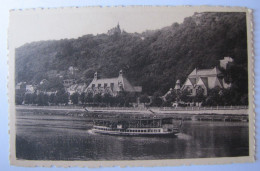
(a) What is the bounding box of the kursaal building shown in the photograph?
[181,57,233,96]
[86,70,142,96]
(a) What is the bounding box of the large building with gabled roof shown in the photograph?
[86,70,142,96]
[181,67,231,96]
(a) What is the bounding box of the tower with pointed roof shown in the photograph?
[174,80,181,91]
[107,23,122,36]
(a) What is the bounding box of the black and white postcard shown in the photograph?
[8,6,254,167]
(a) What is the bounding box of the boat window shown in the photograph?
[158,130,161,132]
[144,130,147,132]
[141,130,143,132]
[138,130,140,132]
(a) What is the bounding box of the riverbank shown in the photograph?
[16,105,85,111]
[16,105,249,122]
[16,105,248,115]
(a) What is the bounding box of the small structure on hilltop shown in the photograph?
[86,70,142,96]
[174,79,181,92]
[68,66,79,75]
[219,57,234,69]
[107,23,121,36]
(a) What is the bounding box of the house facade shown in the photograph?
[181,67,231,96]
[86,70,142,96]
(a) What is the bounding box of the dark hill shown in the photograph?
[15,12,248,96]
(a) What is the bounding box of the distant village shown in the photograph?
[16,57,236,107]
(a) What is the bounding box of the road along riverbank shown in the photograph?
[16,105,249,122]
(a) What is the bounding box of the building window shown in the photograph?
[92,84,95,88]
[187,87,192,94]
[110,83,114,91]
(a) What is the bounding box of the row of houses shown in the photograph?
[16,57,234,104]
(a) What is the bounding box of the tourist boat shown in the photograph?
[91,117,182,137]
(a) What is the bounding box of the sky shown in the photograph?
[9,7,196,48]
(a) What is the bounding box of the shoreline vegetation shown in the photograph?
[16,105,248,115]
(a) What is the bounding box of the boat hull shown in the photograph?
[91,128,179,137]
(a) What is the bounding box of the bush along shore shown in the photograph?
[16,105,248,122]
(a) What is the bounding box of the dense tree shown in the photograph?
[85,92,94,103]
[36,93,49,106]
[93,93,102,104]
[179,89,192,103]
[70,92,79,104]
[194,87,205,103]
[79,92,86,104]
[151,92,163,107]
[103,93,113,105]
[139,94,150,103]
[55,89,69,105]
[49,93,56,104]
[15,94,24,105]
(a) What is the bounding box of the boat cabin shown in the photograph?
[93,118,177,130]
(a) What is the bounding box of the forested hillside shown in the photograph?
[15,12,248,99]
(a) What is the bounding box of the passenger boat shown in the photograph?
[91,117,182,137]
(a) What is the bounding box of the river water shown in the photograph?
[15,109,249,160]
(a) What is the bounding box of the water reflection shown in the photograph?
[16,109,249,160]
